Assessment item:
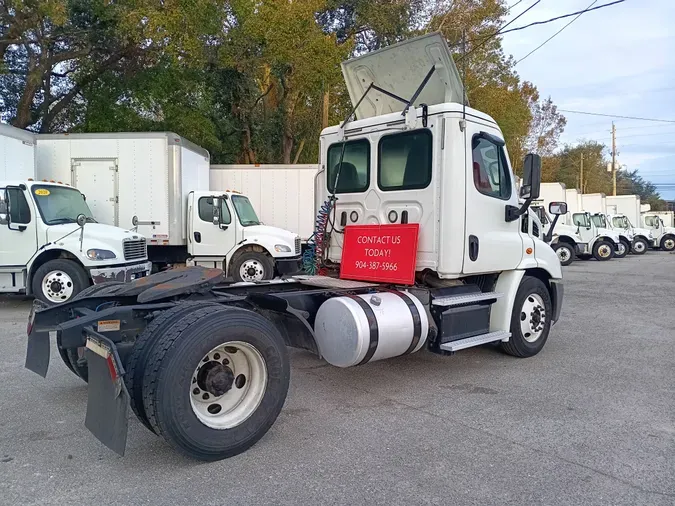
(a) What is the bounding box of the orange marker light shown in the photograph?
[526,247,533,255]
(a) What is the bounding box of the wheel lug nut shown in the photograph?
[214,353,220,360]
[222,358,229,365]
[202,393,209,400]
[193,388,200,395]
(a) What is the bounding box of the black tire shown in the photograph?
[660,235,675,252]
[141,306,290,461]
[124,302,226,433]
[632,237,648,255]
[614,239,629,259]
[551,242,574,266]
[32,259,89,305]
[56,281,126,382]
[230,251,274,282]
[592,240,614,261]
[501,276,553,358]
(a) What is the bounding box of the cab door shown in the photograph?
[462,123,523,274]
[187,192,238,257]
[573,213,595,244]
[0,187,38,289]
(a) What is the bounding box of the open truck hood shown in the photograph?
[341,32,465,120]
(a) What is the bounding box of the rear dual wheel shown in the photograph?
[136,306,290,461]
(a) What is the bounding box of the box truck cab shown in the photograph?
[0,181,151,303]
[571,211,621,261]
[589,213,629,258]
[608,214,651,254]
[606,195,652,254]
[642,214,675,251]
[187,190,301,281]
[531,204,582,266]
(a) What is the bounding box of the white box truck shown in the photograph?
[36,133,302,280]
[26,33,565,461]
[606,195,655,254]
[1,124,151,304]
[210,164,319,241]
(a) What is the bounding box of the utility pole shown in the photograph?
[611,122,617,196]
[580,152,584,193]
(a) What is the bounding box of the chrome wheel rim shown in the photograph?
[520,293,546,343]
[42,270,74,303]
[665,239,675,250]
[634,241,646,253]
[556,246,571,263]
[239,260,265,282]
[190,341,267,429]
[617,243,626,256]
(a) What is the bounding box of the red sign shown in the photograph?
[339,224,419,285]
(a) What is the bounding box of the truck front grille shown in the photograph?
[123,239,147,261]
[295,237,301,255]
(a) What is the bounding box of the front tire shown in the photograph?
[661,235,675,251]
[552,242,574,266]
[592,240,614,261]
[230,251,274,282]
[141,307,290,461]
[614,240,629,258]
[501,276,553,358]
[632,237,648,255]
[32,259,89,305]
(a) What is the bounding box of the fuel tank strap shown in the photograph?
[391,291,422,355]
[347,295,379,366]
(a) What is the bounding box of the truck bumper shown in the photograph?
[89,261,152,284]
[550,279,564,324]
[275,255,303,276]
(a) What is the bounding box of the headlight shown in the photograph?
[274,244,291,253]
[87,249,116,260]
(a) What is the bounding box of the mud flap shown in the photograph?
[25,331,51,378]
[84,337,130,456]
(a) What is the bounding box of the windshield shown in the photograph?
[31,185,95,225]
[591,214,606,228]
[231,195,260,226]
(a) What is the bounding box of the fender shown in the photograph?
[27,248,89,295]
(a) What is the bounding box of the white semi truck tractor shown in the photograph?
[0,124,151,305]
[36,133,302,281]
[25,34,565,462]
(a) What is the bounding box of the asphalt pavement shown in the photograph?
[1,252,674,505]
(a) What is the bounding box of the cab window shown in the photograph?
[378,130,432,191]
[327,139,370,193]
[1,188,32,224]
[644,215,659,227]
[472,135,511,199]
[573,213,590,228]
[198,197,231,225]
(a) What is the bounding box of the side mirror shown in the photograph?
[76,214,87,227]
[212,197,221,225]
[0,190,8,225]
[131,215,139,227]
[520,154,542,200]
[549,202,567,215]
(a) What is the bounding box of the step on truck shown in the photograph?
[25,33,564,461]
[35,132,302,281]
[0,124,151,305]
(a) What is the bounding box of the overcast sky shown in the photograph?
[501,0,675,200]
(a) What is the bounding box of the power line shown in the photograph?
[559,109,675,124]
[507,0,527,10]
[516,0,598,64]
[499,0,627,37]
[457,0,541,62]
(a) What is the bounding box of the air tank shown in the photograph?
[313,291,429,367]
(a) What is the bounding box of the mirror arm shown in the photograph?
[505,197,533,222]
[544,214,560,243]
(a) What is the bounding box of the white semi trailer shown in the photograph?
[36,133,302,281]
[1,124,151,305]
[26,33,564,462]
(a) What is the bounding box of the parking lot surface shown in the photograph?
[1,253,674,506]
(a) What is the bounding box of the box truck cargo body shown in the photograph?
[36,132,210,246]
[0,123,36,180]
[210,164,318,241]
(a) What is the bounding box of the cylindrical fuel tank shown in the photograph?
[313,291,429,368]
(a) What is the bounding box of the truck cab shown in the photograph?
[607,213,652,255]
[590,213,629,258]
[571,211,622,261]
[187,190,302,281]
[0,181,151,303]
[642,214,675,251]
